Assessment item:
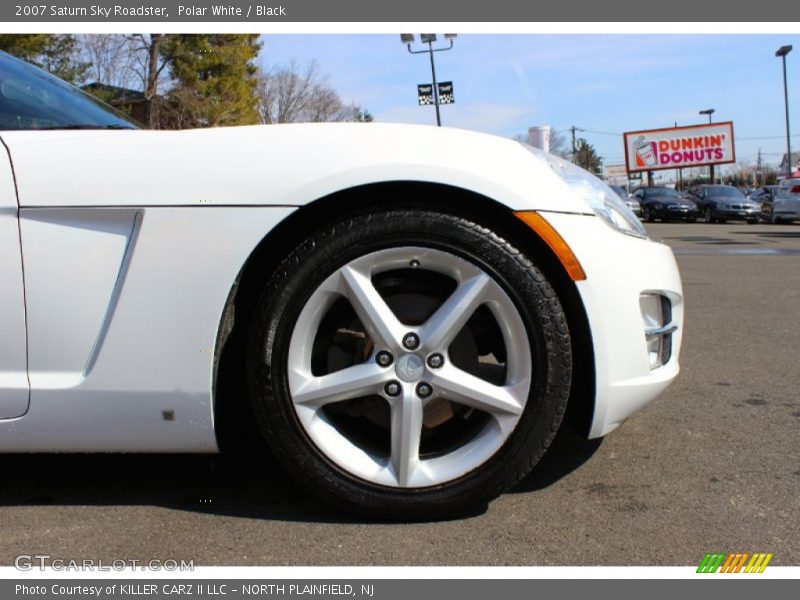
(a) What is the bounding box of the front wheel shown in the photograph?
[644,206,655,223]
[246,210,573,518]
[704,207,715,224]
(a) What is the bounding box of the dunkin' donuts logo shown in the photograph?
[634,134,727,168]
[625,123,735,172]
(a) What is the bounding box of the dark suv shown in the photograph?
[631,186,699,223]
[686,185,760,224]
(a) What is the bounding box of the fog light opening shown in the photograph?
[640,293,676,370]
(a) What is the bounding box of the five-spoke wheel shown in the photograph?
[247,210,572,517]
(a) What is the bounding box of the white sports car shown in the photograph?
[0,52,682,518]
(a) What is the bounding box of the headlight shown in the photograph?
[521,144,648,239]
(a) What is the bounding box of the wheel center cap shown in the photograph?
[395,353,424,383]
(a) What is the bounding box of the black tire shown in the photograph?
[704,207,715,224]
[245,210,572,519]
[747,217,758,224]
[644,206,655,223]
[686,218,697,224]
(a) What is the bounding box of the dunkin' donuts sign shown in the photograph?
[623,122,735,173]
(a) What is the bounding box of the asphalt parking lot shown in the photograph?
[1,221,798,567]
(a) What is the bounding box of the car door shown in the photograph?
[0,140,29,418]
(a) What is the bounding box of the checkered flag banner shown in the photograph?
[437,81,455,104]
[417,84,434,105]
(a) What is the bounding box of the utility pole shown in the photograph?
[675,121,683,190]
[571,126,577,164]
[757,148,763,186]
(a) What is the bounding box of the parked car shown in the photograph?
[0,51,684,518]
[610,184,642,218]
[769,178,800,223]
[631,186,699,223]
[686,185,761,224]
[749,185,779,222]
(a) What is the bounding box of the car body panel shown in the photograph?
[0,144,29,419]
[543,212,683,437]
[0,205,294,451]
[0,125,592,215]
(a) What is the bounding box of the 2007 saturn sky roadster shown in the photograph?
[0,51,682,517]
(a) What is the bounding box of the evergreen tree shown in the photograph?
[574,138,603,174]
[164,34,261,128]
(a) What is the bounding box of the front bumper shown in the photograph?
[714,207,760,221]
[540,212,684,438]
[654,205,699,220]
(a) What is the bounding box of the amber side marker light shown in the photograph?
[513,211,587,281]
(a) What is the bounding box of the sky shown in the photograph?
[257,34,799,176]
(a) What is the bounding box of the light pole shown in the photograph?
[776,45,793,179]
[401,34,456,127]
[700,108,715,183]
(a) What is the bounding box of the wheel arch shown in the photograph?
[213,181,596,453]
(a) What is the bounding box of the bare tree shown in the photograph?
[80,34,139,90]
[257,60,369,124]
[79,34,173,128]
[128,34,173,128]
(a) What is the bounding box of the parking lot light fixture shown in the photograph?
[776,45,793,179]
[401,34,457,127]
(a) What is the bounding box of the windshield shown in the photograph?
[705,186,745,199]
[648,188,682,199]
[0,51,138,130]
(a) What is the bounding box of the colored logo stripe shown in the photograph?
[720,553,749,573]
[697,553,726,573]
[697,552,773,573]
[745,553,773,573]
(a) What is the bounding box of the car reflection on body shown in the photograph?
[610,184,642,218]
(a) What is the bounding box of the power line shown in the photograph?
[553,126,800,142]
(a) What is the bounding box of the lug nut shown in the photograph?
[427,353,444,368]
[375,351,394,367]
[416,382,433,398]
[402,333,420,350]
[384,381,401,397]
